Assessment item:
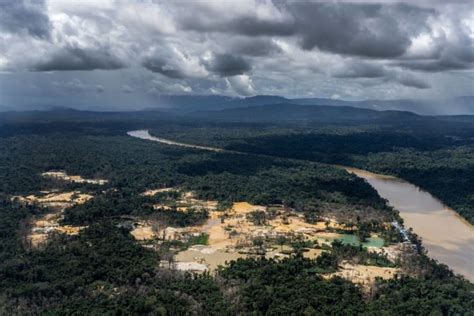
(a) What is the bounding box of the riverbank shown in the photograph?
[128,130,474,282]
[345,167,474,282]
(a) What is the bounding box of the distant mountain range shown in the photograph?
[150,95,474,116]
[292,96,474,116]
[190,103,424,124]
[2,94,473,128]
[3,103,473,129]
[3,95,473,116]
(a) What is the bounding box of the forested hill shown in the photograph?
[2,106,473,135]
[0,104,423,126]
[191,103,426,123]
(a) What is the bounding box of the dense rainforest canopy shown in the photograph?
[0,111,472,314]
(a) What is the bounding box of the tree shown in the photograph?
[276,235,287,252]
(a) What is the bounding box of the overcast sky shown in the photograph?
[0,0,473,111]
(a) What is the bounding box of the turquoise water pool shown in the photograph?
[319,234,385,248]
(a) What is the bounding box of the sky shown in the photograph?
[0,0,473,111]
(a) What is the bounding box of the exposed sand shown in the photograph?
[346,167,474,282]
[56,225,84,235]
[230,202,266,215]
[14,191,93,208]
[142,188,177,196]
[368,243,407,262]
[42,171,108,185]
[128,131,406,277]
[147,190,219,213]
[141,201,357,272]
[269,216,343,235]
[303,248,324,259]
[326,261,399,287]
[13,191,93,247]
[160,261,208,272]
[176,245,245,271]
[130,222,156,240]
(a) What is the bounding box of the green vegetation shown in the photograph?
[150,119,474,223]
[188,233,209,246]
[1,194,472,314]
[218,255,473,315]
[0,114,472,314]
[0,127,394,226]
[0,205,226,314]
[353,147,474,223]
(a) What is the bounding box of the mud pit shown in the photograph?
[132,200,385,272]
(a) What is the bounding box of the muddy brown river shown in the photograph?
[128,130,474,281]
[345,168,474,282]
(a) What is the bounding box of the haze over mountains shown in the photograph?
[3,95,474,117]
[150,94,474,116]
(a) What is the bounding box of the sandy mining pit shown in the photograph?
[142,187,177,196]
[130,199,393,277]
[42,171,108,185]
[324,261,400,291]
[143,188,219,212]
[12,190,92,247]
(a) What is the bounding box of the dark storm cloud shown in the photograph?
[396,75,431,89]
[142,57,188,79]
[287,3,432,58]
[334,60,430,89]
[179,14,295,37]
[395,38,474,72]
[203,53,251,77]
[177,2,433,59]
[395,59,472,72]
[230,38,282,57]
[0,0,50,39]
[0,0,472,104]
[333,62,387,78]
[32,47,125,71]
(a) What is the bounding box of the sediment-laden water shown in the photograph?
[128,130,474,281]
[345,167,474,282]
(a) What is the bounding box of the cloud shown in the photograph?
[176,1,295,37]
[395,59,472,72]
[333,62,387,78]
[32,47,125,72]
[333,60,430,89]
[142,45,207,79]
[176,2,435,59]
[121,85,134,93]
[180,15,295,37]
[52,78,104,93]
[226,75,255,96]
[230,38,282,56]
[142,56,188,79]
[395,30,474,72]
[203,53,251,77]
[147,79,193,94]
[0,0,472,107]
[0,0,50,39]
[394,74,431,89]
[394,5,474,72]
[287,3,433,58]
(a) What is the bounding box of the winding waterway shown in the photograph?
[128,130,474,281]
[345,168,474,282]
